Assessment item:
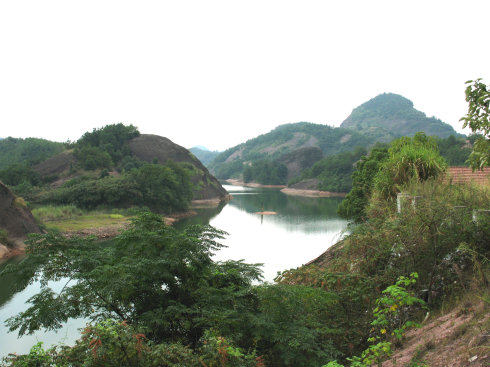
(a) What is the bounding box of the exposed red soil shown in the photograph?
[383,302,489,367]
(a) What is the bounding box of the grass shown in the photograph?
[45,213,130,232]
[32,205,84,222]
[32,205,131,232]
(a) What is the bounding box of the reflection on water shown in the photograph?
[0,259,87,357]
[179,185,349,281]
[0,184,349,357]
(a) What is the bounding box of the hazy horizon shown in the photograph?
[1,1,488,151]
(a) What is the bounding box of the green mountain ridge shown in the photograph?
[0,126,228,209]
[340,93,460,138]
[208,122,388,180]
[209,93,463,183]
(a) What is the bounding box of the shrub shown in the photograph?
[0,229,8,244]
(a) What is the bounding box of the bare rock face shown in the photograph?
[0,181,41,253]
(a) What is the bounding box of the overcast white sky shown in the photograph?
[1,1,489,151]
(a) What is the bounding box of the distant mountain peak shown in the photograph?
[191,145,210,151]
[340,93,458,138]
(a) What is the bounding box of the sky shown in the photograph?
[1,1,489,152]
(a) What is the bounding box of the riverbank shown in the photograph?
[225,179,347,197]
[0,210,204,260]
[225,179,286,189]
[191,194,232,208]
[281,187,346,198]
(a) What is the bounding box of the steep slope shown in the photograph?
[129,134,228,201]
[0,181,41,258]
[340,93,459,138]
[30,134,228,202]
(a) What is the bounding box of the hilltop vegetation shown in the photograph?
[0,124,227,216]
[0,137,65,170]
[340,93,459,138]
[209,93,464,187]
[209,122,384,180]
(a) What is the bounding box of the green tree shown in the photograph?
[74,145,113,170]
[460,79,490,169]
[75,123,140,169]
[374,132,447,200]
[337,145,389,222]
[0,163,41,186]
[2,212,262,348]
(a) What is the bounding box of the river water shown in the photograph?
[0,184,348,357]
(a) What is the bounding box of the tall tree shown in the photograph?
[460,79,490,169]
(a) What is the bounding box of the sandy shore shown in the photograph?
[225,179,286,189]
[191,195,232,208]
[280,188,346,198]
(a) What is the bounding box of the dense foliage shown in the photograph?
[374,132,447,200]
[0,137,65,170]
[1,212,363,366]
[209,122,386,180]
[2,173,489,366]
[74,123,140,170]
[290,147,367,192]
[340,93,459,138]
[339,133,447,222]
[461,79,490,169]
[243,160,288,185]
[0,163,42,187]
[436,134,472,165]
[337,145,389,222]
[35,163,193,212]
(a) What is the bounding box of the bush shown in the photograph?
[35,162,193,213]
[0,229,8,244]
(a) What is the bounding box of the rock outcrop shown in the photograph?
[0,181,41,258]
[129,134,228,202]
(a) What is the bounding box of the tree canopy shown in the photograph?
[460,79,490,169]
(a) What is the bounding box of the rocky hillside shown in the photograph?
[129,134,227,201]
[209,122,384,180]
[340,93,459,138]
[209,93,461,182]
[0,181,41,258]
[31,134,227,203]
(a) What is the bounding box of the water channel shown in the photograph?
[0,184,349,357]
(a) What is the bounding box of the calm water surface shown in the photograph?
[0,184,348,357]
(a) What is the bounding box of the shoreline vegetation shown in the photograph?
[0,194,231,261]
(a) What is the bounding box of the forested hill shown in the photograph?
[208,122,387,179]
[208,93,462,182]
[340,93,459,138]
[0,137,65,170]
[0,125,228,211]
